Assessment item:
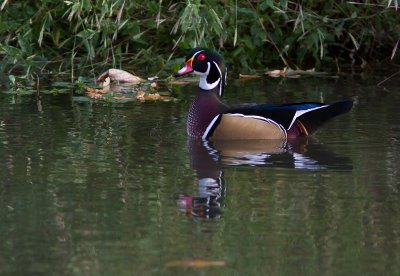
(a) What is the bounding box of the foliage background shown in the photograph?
[0,0,399,77]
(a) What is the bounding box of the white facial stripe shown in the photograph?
[212,61,222,78]
[196,62,221,90]
[212,61,223,96]
[190,50,204,60]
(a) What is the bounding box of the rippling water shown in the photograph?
[0,72,399,275]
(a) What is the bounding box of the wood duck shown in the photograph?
[175,48,353,140]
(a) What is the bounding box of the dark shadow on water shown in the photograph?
[176,137,353,219]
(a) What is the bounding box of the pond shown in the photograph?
[0,70,399,275]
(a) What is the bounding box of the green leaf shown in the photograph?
[348,32,360,50]
[76,29,96,40]
[210,8,223,30]
[0,45,23,58]
[9,75,16,85]
[38,17,47,46]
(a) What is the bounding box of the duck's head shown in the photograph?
[175,48,227,97]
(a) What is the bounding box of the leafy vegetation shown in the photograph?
[0,0,399,78]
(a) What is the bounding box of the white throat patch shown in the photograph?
[195,62,221,92]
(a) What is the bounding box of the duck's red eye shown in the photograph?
[197,53,206,61]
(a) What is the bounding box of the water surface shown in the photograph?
[1,72,399,275]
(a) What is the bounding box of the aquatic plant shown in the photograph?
[0,0,398,78]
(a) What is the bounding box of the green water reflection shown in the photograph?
[0,74,399,275]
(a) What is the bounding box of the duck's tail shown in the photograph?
[294,100,353,136]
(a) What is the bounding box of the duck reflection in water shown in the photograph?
[176,138,352,219]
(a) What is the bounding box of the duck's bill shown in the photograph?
[174,59,194,77]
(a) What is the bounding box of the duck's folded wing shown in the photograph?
[289,100,353,135]
[226,100,353,134]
